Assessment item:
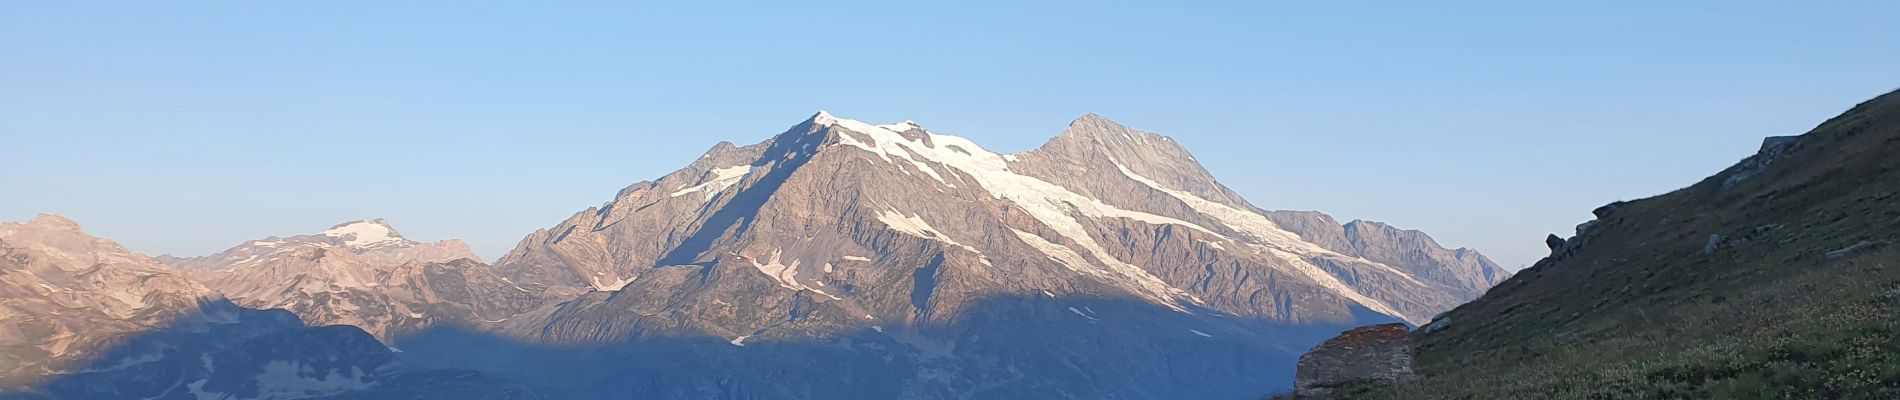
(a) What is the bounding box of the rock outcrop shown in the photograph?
[1293,323,1416,396]
[1719,135,1803,190]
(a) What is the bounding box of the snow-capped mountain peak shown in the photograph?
[161,218,481,271]
[495,111,1510,335]
[878,120,923,133]
[162,218,508,339]
[321,219,415,249]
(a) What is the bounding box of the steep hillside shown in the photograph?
[1289,88,1900,399]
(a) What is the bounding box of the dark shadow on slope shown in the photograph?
[0,294,1396,399]
[659,121,830,266]
[392,295,1394,400]
[0,300,545,400]
[910,253,945,318]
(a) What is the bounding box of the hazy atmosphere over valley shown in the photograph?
[3,2,1898,399]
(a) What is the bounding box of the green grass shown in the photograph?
[1286,89,1900,399]
[1290,247,1899,399]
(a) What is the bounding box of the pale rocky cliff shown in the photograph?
[169,219,545,340]
[0,215,539,399]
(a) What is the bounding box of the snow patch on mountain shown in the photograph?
[1112,160,1426,289]
[321,220,411,248]
[819,114,1204,307]
[670,164,754,198]
[1113,161,1429,323]
[877,209,950,242]
[1258,247,1408,322]
[1111,163,1321,253]
[1011,228,1197,309]
[878,120,922,132]
[252,361,373,398]
[831,121,952,185]
[1068,307,1099,321]
[750,249,840,300]
[875,209,990,265]
[591,274,636,292]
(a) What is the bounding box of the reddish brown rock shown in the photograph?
[1294,323,1416,396]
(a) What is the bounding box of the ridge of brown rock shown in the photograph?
[1293,323,1416,396]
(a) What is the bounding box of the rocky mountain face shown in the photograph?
[0,214,212,382]
[1262,212,1510,302]
[1287,89,1900,399]
[171,220,546,340]
[0,215,542,399]
[449,112,1506,398]
[494,112,1502,328]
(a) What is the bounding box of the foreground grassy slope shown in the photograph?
[1298,88,1900,399]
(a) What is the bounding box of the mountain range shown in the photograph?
[160,219,546,340]
[0,215,542,399]
[0,112,1508,399]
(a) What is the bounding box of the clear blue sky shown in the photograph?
[4,1,1897,270]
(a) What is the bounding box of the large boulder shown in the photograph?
[1293,323,1416,396]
